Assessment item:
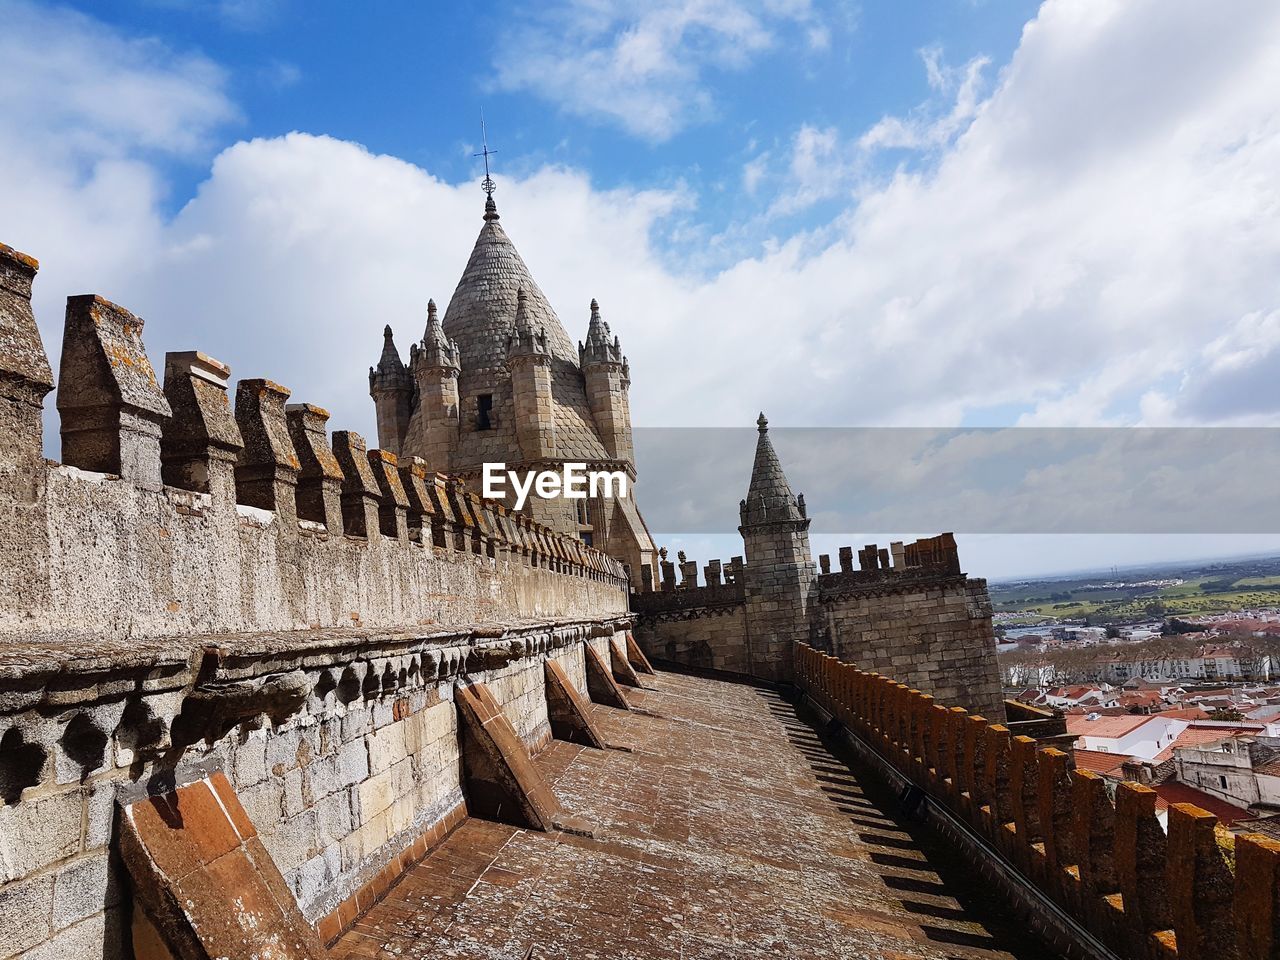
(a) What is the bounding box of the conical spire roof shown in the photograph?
[441,206,577,374]
[418,299,459,370]
[579,298,624,365]
[377,325,402,369]
[370,325,409,390]
[741,413,805,525]
[413,200,608,468]
[507,287,548,359]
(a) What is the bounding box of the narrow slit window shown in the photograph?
[476,394,493,431]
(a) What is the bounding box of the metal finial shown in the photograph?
[474,113,497,200]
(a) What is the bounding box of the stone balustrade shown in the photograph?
[794,641,1280,960]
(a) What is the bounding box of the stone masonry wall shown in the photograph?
[4,463,625,644]
[817,573,1005,719]
[633,608,749,675]
[632,535,1004,720]
[0,617,634,960]
[0,241,634,960]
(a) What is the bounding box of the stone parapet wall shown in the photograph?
[0,239,636,959]
[629,581,745,616]
[0,240,627,646]
[817,568,1005,720]
[0,614,633,959]
[795,642,1280,960]
[633,605,749,675]
[5,461,625,645]
[632,535,1003,712]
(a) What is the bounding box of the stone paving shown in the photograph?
[330,672,1054,959]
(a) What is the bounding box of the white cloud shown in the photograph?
[859,49,990,152]
[0,0,236,381]
[0,0,235,161]
[7,0,1280,582]
[491,0,823,141]
[8,0,1280,473]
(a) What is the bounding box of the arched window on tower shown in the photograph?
[476,394,494,430]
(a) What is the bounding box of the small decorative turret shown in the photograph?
[579,298,634,465]
[738,413,806,526]
[408,299,461,474]
[506,288,556,461]
[507,288,549,359]
[412,299,460,374]
[736,411,814,683]
[369,325,414,457]
[578,299,624,367]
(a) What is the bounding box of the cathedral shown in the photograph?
[369,192,657,581]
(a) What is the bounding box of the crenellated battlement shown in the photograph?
[816,532,967,599]
[795,641,1280,960]
[0,239,640,958]
[0,241,628,650]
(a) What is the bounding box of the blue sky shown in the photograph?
[73,0,1039,233]
[4,0,1280,577]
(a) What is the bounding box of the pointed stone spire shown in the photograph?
[416,299,460,372]
[369,325,414,457]
[740,412,804,526]
[369,325,407,390]
[507,287,548,359]
[579,298,624,367]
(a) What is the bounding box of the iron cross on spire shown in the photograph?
[474,115,497,198]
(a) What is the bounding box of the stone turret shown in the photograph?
[738,412,814,682]
[381,195,656,576]
[369,325,413,458]
[408,300,460,474]
[506,288,556,461]
[579,299,633,464]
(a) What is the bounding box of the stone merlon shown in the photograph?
[58,293,172,488]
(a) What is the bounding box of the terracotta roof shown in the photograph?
[1255,757,1280,777]
[1156,707,1209,720]
[1071,749,1128,778]
[1119,692,1162,707]
[1154,724,1264,763]
[1153,782,1253,824]
[1066,714,1161,739]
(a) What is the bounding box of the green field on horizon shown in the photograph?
[992,562,1280,625]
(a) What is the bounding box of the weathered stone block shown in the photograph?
[234,379,299,525]
[52,850,120,931]
[161,352,242,497]
[58,294,171,487]
[0,871,54,955]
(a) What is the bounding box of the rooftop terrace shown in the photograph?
[331,672,1050,960]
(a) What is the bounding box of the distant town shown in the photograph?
[996,552,1280,831]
